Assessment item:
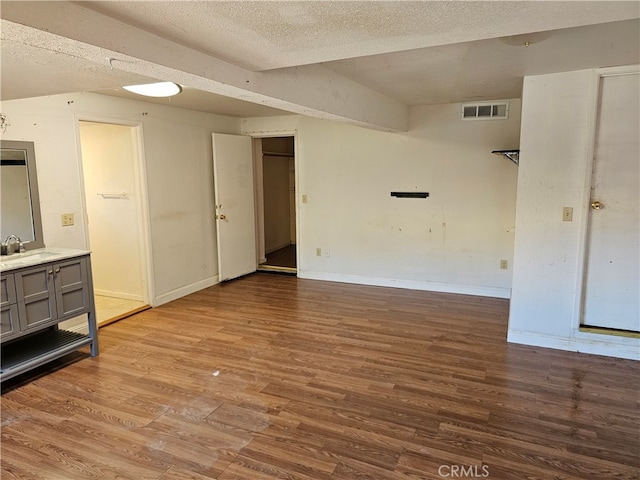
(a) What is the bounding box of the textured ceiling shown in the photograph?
[1,1,639,123]
[78,0,640,70]
[325,19,640,105]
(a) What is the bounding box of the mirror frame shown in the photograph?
[1,140,45,251]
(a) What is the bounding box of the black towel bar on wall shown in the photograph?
[390,192,429,199]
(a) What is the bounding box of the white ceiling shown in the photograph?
[1,1,639,129]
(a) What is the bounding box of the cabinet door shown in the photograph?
[1,304,20,341]
[54,258,90,318]
[0,274,19,341]
[15,265,56,331]
[1,274,16,308]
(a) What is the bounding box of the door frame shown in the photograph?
[74,115,154,306]
[250,132,300,273]
[573,65,640,332]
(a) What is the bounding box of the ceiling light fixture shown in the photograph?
[499,32,553,48]
[122,82,182,97]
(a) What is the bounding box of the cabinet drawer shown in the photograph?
[1,274,16,307]
[1,304,20,341]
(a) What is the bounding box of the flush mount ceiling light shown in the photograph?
[122,82,182,97]
[499,31,553,48]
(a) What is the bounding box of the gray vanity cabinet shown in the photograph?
[0,252,99,382]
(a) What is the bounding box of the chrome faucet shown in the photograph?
[2,235,24,255]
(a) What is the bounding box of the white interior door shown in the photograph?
[212,133,257,281]
[582,72,640,331]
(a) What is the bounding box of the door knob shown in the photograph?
[218,214,226,220]
[591,201,604,210]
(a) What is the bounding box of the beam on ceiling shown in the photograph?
[0,2,408,132]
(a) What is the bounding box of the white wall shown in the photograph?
[243,100,521,298]
[1,92,240,305]
[508,69,639,360]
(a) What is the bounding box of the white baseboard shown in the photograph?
[507,329,640,361]
[154,275,220,306]
[298,270,511,299]
[94,289,144,302]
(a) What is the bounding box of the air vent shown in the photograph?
[462,102,509,120]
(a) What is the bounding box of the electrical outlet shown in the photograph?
[324,248,331,257]
[562,207,573,222]
[500,259,508,270]
[302,194,308,204]
[316,247,322,256]
[61,213,74,226]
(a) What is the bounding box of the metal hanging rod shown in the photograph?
[262,151,295,158]
[97,192,127,198]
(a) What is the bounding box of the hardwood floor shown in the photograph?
[2,273,639,479]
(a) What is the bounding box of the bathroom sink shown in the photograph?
[0,251,60,268]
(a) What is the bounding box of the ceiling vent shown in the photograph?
[462,102,509,120]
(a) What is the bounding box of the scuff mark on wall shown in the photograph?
[441,208,447,248]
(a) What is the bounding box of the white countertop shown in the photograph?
[0,247,91,272]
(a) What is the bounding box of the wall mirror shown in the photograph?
[1,140,45,251]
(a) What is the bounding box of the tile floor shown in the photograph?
[94,295,149,327]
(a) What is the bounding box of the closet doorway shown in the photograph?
[255,136,297,274]
[78,121,151,326]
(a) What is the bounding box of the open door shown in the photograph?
[212,133,257,281]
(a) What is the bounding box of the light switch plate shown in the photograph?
[562,207,573,222]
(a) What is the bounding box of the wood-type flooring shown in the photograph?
[1,273,639,479]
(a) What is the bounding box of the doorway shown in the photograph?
[78,121,150,326]
[256,137,297,274]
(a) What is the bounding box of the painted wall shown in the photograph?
[243,100,521,298]
[1,92,240,305]
[508,69,639,360]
